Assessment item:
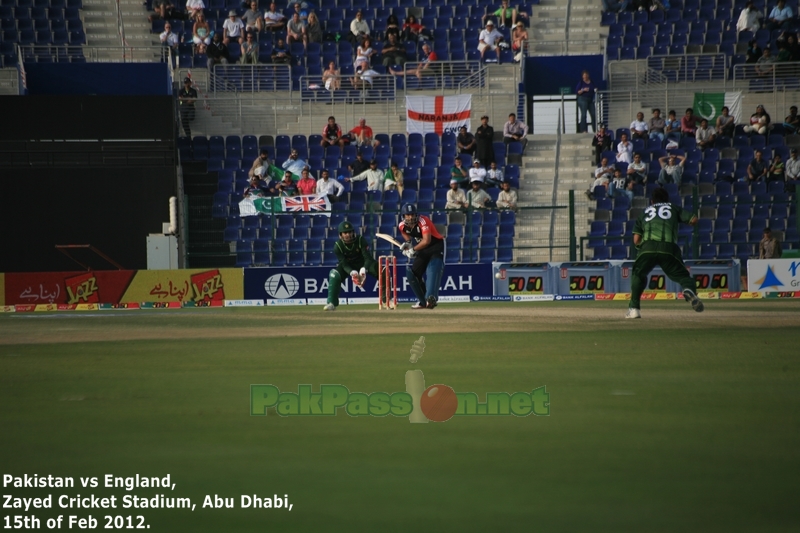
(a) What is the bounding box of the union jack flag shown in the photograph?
[282,195,331,216]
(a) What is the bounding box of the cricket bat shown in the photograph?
[375,232,404,249]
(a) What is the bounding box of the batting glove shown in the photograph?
[400,242,413,252]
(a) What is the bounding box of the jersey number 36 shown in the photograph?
[644,205,672,221]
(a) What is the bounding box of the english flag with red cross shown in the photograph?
[405,95,472,135]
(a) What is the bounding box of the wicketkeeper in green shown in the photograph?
[323,221,392,311]
[626,187,704,318]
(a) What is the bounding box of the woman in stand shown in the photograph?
[322,61,340,91]
[354,36,375,71]
[192,12,211,53]
[575,70,597,133]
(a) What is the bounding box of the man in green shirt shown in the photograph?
[627,188,704,318]
[324,221,389,310]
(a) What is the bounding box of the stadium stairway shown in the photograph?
[82,0,160,60]
[182,160,235,268]
[528,0,604,56]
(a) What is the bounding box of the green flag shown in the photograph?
[252,197,282,214]
[267,163,300,182]
[693,92,742,123]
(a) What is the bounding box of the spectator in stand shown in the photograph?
[351,64,381,89]
[178,77,197,137]
[716,106,735,137]
[291,2,308,27]
[391,42,437,78]
[478,20,504,63]
[743,104,771,134]
[263,2,286,32]
[767,0,793,30]
[282,149,307,176]
[401,15,428,43]
[148,0,178,24]
[242,2,263,33]
[759,228,783,258]
[511,22,528,62]
[468,159,487,185]
[206,32,229,70]
[348,159,384,191]
[576,70,598,133]
[297,168,317,195]
[457,125,477,155]
[277,171,298,196]
[658,153,686,186]
[484,0,528,28]
[446,179,469,209]
[616,132,633,164]
[680,108,698,136]
[249,148,271,178]
[602,0,630,13]
[777,41,793,61]
[286,12,305,46]
[467,179,493,209]
[786,34,800,60]
[592,123,612,165]
[316,169,344,203]
[755,48,776,77]
[665,110,682,141]
[223,10,245,46]
[783,105,800,133]
[476,115,496,168]
[768,153,785,182]
[736,1,760,33]
[587,156,614,198]
[383,161,404,194]
[192,12,211,53]
[627,152,647,184]
[786,148,800,181]
[322,61,340,91]
[160,22,179,51]
[486,161,504,187]
[354,36,375,71]
[381,32,406,68]
[450,157,469,187]
[349,118,379,148]
[648,109,666,143]
[747,149,769,182]
[385,13,401,40]
[348,9,370,46]
[496,178,518,210]
[321,116,346,149]
[244,175,269,197]
[746,39,762,63]
[695,119,716,150]
[608,168,633,202]
[241,31,258,63]
[304,12,323,45]
[271,38,291,64]
[503,113,528,151]
[630,111,648,140]
[349,151,370,176]
[185,0,204,21]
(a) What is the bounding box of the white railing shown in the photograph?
[732,61,800,92]
[646,53,729,84]
[16,44,165,63]
[210,64,292,92]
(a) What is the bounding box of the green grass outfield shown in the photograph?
[1,301,799,532]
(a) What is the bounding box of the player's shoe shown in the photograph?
[323,303,336,311]
[411,302,427,309]
[625,308,641,319]
[683,289,704,312]
[426,296,438,309]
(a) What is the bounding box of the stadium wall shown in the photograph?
[23,63,172,96]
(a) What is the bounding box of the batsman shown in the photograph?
[627,187,704,318]
[323,220,392,311]
[398,203,445,309]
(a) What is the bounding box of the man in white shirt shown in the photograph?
[587,157,614,199]
[468,160,487,184]
[242,1,263,33]
[630,111,648,140]
[263,2,286,32]
[486,161,504,187]
[445,179,468,209]
[627,152,647,184]
[786,148,800,181]
[496,179,518,211]
[160,22,179,50]
[348,10,370,45]
[695,118,716,150]
[282,150,307,176]
[478,20,504,63]
[347,159,383,191]
[616,133,633,164]
[467,179,493,208]
[315,169,344,202]
[223,10,245,45]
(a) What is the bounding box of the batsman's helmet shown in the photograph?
[401,203,419,229]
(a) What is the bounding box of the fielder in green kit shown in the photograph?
[626,187,704,318]
[323,221,387,311]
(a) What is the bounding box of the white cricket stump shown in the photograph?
[405,370,428,424]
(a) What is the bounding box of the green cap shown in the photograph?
[338,221,355,234]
